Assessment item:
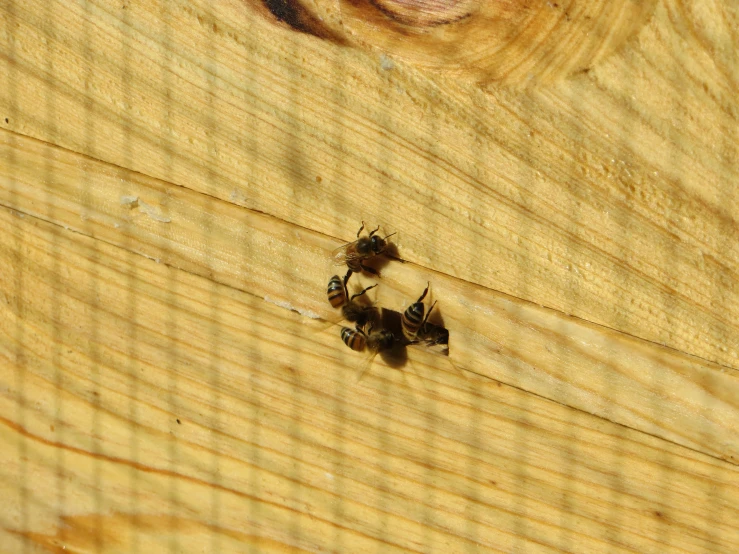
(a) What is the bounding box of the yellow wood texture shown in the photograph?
[308,0,659,83]
[1,206,738,553]
[2,129,739,465]
[0,0,738,551]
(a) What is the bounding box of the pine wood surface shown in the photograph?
[1,0,738,552]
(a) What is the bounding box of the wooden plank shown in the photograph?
[1,0,737,371]
[1,129,739,465]
[1,207,737,553]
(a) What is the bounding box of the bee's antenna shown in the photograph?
[422,301,437,327]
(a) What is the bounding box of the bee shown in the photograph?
[401,285,456,366]
[341,323,395,353]
[332,222,396,277]
[401,283,437,342]
[326,272,377,329]
[341,323,397,381]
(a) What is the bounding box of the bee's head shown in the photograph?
[370,234,386,254]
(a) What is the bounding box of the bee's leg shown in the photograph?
[360,262,380,276]
[343,270,353,289]
[357,222,366,238]
[350,284,377,302]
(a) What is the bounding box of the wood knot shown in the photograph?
[299,0,658,85]
[367,0,473,27]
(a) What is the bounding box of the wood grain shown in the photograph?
[1,0,738,551]
[314,0,658,84]
[1,0,737,371]
[1,206,738,553]
[2,129,739,466]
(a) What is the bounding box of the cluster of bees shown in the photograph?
[327,223,451,377]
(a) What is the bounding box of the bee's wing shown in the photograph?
[355,351,378,383]
[423,341,450,356]
[331,240,361,266]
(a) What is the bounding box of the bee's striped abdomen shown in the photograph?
[341,327,366,352]
[401,302,425,340]
[327,275,347,308]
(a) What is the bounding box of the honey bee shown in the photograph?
[341,323,395,353]
[401,283,437,342]
[340,323,397,381]
[326,272,377,329]
[332,222,396,277]
[401,285,456,364]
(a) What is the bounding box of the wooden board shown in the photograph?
[2,205,738,553]
[1,0,738,551]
